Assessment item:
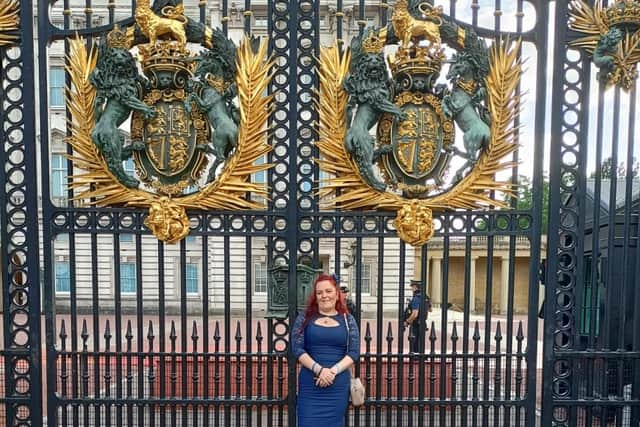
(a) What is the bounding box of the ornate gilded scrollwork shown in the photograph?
[0,0,19,47]
[569,0,640,90]
[65,5,273,244]
[318,0,522,246]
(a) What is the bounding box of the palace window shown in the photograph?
[120,262,137,294]
[55,261,71,293]
[254,261,268,294]
[186,263,199,295]
[351,261,373,295]
[49,67,65,107]
[51,154,67,198]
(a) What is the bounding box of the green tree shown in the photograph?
[509,175,550,234]
[590,157,639,179]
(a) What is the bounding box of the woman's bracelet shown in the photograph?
[331,363,342,374]
[311,362,318,374]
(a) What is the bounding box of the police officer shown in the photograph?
[340,285,357,316]
[404,279,431,353]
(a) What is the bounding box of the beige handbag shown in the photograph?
[350,377,365,406]
[344,314,365,407]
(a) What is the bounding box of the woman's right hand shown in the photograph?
[315,367,336,388]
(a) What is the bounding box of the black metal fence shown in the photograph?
[0,0,638,426]
[544,1,640,426]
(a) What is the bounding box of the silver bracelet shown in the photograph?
[332,363,342,374]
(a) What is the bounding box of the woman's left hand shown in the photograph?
[315,368,336,388]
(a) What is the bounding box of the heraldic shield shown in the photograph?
[378,92,454,185]
[63,1,273,244]
[130,45,211,194]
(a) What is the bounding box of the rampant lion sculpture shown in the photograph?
[90,39,156,188]
[343,27,405,191]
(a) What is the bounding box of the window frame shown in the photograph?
[49,67,66,108]
[350,259,374,296]
[55,260,71,294]
[253,261,268,295]
[185,262,200,296]
[119,262,137,295]
[51,153,67,199]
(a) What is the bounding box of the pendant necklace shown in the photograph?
[319,312,337,325]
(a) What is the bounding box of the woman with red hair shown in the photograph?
[291,273,360,426]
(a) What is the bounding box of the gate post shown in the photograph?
[0,1,43,425]
[543,0,588,424]
[280,1,321,425]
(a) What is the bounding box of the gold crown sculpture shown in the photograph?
[606,0,640,27]
[362,27,387,54]
[388,45,446,76]
[139,41,193,74]
[106,25,130,49]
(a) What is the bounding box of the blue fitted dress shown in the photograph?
[291,313,360,427]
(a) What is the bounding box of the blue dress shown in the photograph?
[291,313,360,427]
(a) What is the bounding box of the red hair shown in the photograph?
[302,273,348,329]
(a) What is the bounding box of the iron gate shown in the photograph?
[0,0,637,426]
[544,1,640,426]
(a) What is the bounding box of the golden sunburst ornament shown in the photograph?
[65,36,274,243]
[317,39,522,246]
[0,0,19,47]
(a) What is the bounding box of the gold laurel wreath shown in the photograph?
[0,0,19,46]
[65,36,273,211]
[317,39,522,213]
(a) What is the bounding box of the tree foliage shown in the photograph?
[590,157,639,179]
[510,175,550,233]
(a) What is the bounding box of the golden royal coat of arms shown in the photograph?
[318,0,523,246]
[65,1,273,243]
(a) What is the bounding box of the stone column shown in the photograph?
[430,257,442,306]
[469,256,477,313]
[501,256,510,314]
[413,246,422,280]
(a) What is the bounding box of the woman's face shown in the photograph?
[315,280,338,313]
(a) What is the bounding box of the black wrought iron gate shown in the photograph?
[1,0,639,426]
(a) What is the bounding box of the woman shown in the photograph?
[291,273,360,426]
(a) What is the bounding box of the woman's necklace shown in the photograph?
[318,316,333,325]
[318,311,338,325]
